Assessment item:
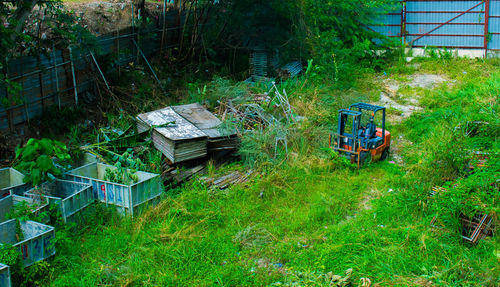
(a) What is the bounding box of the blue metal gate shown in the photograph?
[370,0,500,56]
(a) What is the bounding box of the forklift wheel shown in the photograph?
[381,148,390,161]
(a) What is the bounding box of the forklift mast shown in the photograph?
[335,109,362,152]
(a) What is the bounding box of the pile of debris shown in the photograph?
[221,82,298,132]
[200,170,253,190]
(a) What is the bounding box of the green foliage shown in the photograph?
[0,1,98,56]
[0,244,21,269]
[14,138,71,185]
[0,243,23,284]
[21,261,53,287]
[103,151,141,185]
[0,230,51,286]
[201,0,398,84]
[5,200,50,224]
[187,76,249,108]
[0,79,23,109]
[0,1,97,107]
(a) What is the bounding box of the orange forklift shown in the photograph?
[329,103,391,167]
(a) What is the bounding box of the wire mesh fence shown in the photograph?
[0,11,185,131]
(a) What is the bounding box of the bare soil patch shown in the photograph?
[63,1,167,35]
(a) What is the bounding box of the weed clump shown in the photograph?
[233,224,273,249]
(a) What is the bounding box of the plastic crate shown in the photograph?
[0,195,49,223]
[0,219,56,267]
[0,263,11,287]
[25,180,93,223]
[0,168,31,197]
[66,163,162,216]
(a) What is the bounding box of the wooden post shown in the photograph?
[484,0,490,58]
[161,0,167,54]
[52,44,61,109]
[37,55,45,110]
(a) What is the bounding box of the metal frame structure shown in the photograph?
[370,0,500,57]
[460,213,493,244]
[349,102,386,146]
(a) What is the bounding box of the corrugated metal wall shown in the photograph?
[370,0,500,54]
[0,12,183,131]
[370,4,403,41]
[490,0,500,50]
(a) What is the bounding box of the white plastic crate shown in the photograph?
[0,219,56,267]
[0,263,11,287]
[0,168,31,197]
[25,179,93,223]
[66,163,162,216]
[0,195,49,223]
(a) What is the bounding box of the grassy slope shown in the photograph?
[48,57,499,286]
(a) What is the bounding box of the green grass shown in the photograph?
[41,57,500,286]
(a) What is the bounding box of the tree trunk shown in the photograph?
[10,0,39,43]
[134,0,146,20]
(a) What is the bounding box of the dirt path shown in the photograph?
[374,73,448,165]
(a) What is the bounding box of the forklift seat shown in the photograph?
[365,122,376,139]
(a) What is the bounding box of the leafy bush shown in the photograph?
[103,151,141,185]
[14,138,71,185]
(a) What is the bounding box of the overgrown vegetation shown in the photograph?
[35,57,497,286]
[1,1,498,286]
[14,138,71,185]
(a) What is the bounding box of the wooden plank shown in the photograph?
[137,106,207,141]
[172,103,236,138]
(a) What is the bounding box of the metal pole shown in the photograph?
[484,0,491,58]
[132,39,162,88]
[69,47,79,106]
[402,1,407,45]
[88,49,112,92]
[52,44,61,109]
[37,55,46,110]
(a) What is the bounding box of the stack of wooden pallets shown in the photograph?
[137,104,238,164]
[136,107,208,163]
[172,103,238,152]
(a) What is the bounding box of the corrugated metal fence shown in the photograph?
[370,0,500,55]
[0,12,183,131]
